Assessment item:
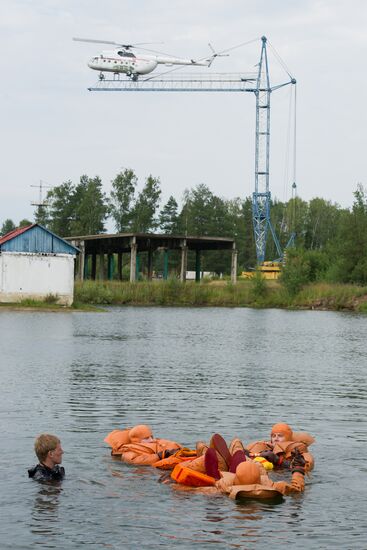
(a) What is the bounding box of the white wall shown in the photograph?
[185,271,215,280]
[0,252,76,305]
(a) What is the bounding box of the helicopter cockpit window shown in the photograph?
[117,50,136,58]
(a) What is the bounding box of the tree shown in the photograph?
[130,175,161,232]
[34,204,49,227]
[71,175,108,235]
[240,197,257,269]
[109,169,137,232]
[304,198,342,251]
[159,196,179,234]
[0,219,16,236]
[333,184,367,283]
[47,181,76,237]
[18,219,32,228]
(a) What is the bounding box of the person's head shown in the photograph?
[234,461,261,486]
[271,423,293,444]
[128,425,153,443]
[34,434,63,467]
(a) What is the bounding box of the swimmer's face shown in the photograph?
[271,432,286,444]
[49,442,64,465]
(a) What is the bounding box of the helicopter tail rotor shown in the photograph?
[207,43,230,67]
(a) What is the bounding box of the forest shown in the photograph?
[1,168,367,285]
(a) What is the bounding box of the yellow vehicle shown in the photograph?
[241,261,282,280]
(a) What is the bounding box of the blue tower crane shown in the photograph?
[86,36,296,265]
[253,36,296,263]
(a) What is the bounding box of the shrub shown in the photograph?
[281,249,311,296]
[249,269,267,300]
[43,293,59,304]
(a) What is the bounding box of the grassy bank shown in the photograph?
[74,279,367,312]
[0,298,101,312]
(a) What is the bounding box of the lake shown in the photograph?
[0,307,366,548]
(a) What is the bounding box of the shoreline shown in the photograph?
[1,280,366,313]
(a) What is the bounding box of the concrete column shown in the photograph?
[107,254,114,280]
[117,253,123,281]
[84,254,89,280]
[147,249,153,280]
[130,237,137,282]
[91,254,97,280]
[163,249,169,280]
[77,240,85,281]
[180,240,188,283]
[136,253,140,280]
[231,247,238,284]
[195,249,201,283]
[99,252,105,281]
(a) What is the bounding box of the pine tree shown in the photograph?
[159,196,179,234]
[109,169,137,232]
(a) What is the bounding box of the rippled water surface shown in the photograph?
[0,307,366,549]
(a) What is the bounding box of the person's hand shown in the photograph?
[290,449,306,475]
[259,450,280,465]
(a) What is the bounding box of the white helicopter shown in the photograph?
[73,38,218,81]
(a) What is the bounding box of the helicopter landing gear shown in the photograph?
[99,72,105,81]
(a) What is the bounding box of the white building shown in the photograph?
[0,224,79,306]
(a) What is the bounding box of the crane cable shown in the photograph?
[142,37,260,81]
[279,82,297,238]
[267,40,295,80]
[292,83,297,235]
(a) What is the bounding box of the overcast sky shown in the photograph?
[1,0,366,228]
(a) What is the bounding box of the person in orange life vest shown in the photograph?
[239,422,315,472]
[104,424,181,466]
[170,449,307,497]
[217,450,307,498]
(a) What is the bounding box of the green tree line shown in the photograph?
[1,170,366,283]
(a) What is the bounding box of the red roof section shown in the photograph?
[0,224,35,246]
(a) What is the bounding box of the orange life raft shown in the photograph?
[171,463,216,487]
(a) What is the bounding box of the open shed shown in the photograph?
[0,224,79,305]
[66,232,237,283]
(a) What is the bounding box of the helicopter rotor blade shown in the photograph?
[73,38,121,46]
[72,38,164,50]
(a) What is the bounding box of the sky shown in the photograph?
[1,0,367,228]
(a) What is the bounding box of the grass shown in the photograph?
[73,279,367,312]
[3,281,365,312]
[0,297,101,312]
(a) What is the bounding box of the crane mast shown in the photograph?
[253,36,283,263]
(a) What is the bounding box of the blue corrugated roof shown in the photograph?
[0,224,79,254]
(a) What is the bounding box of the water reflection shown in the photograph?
[31,484,62,538]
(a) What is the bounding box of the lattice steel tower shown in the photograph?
[253,36,296,263]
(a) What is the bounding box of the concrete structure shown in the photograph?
[67,232,237,284]
[0,224,79,305]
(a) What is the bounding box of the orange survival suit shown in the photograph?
[104,424,181,466]
[244,422,315,474]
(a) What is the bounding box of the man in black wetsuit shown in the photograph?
[28,434,65,482]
